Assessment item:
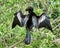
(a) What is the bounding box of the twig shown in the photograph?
[3,39,8,48]
[51,16,60,24]
[0,38,9,48]
[53,38,60,43]
[9,38,25,48]
[53,23,60,30]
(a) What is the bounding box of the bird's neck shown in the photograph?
[29,11,36,16]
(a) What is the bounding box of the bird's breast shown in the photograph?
[26,16,33,29]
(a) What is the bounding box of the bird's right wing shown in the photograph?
[12,11,29,28]
[38,13,53,32]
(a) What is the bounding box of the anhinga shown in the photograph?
[12,7,53,45]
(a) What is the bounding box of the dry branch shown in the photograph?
[9,38,25,48]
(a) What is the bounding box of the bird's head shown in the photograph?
[25,6,33,13]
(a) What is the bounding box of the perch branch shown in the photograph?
[9,38,25,48]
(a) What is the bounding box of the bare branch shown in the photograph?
[9,38,25,48]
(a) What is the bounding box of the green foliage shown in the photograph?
[0,0,60,48]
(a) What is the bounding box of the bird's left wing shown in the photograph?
[12,11,29,28]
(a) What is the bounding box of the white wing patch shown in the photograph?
[17,12,22,23]
[17,12,29,26]
[38,15,46,24]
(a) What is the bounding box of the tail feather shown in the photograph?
[25,30,31,45]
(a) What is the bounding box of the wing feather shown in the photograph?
[12,11,29,28]
[38,13,53,31]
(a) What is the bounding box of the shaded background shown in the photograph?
[0,0,60,48]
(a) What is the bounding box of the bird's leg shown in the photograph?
[25,28,31,45]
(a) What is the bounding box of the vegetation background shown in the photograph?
[0,0,60,48]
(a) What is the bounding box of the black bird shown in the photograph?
[12,7,53,45]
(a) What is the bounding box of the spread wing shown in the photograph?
[32,13,53,32]
[38,13,53,32]
[12,11,29,28]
